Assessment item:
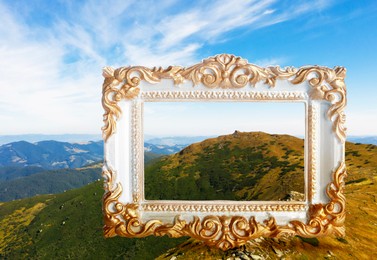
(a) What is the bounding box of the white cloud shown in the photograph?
[253,57,287,67]
[0,0,335,135]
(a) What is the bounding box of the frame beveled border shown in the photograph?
[101,54,347,250]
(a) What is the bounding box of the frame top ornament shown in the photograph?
[101,54,347,250]
[102,54,346,142]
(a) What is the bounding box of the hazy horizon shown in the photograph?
[144,102,305,138]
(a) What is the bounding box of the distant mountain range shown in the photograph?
[348,136,377,145]
[0,140,187,170]
[0,139,184,202]
[0,134,102,145]
[0,140,103,169]
[0,134,211,146]
[145,136,213,146]
[144,142,187,155]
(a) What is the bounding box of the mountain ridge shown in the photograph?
[0,134,102,145]
[0,140,185,170]
[0,140,103,169]
[145,131,305,201]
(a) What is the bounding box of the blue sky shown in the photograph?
[0,0,376,136]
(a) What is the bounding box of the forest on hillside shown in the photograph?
[145,131,305,201]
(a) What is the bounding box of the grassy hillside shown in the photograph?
[145,151,163,164]
[0,164,102,202]
[0,140,376,259]
[0,166,44,181]
[156,141,377,259]
[145,131,305,201]
[0,181,186,259]
[0,152,162,202]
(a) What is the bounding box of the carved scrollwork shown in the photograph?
[101,66,178,141]
[180,54,296,88]
[181,215,295,251]
[290,162,347,237]
[291,66,347,142]
[101,54,347,250]
[102,168,162,238]
[102,162,347,250]
[141,202,306,212]
[102,54,346,142]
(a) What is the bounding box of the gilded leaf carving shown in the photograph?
[102,54,346,142]
[102,162,347,250]
[291,66,347,142]
[290,162,347,237]
[101,54,347,250]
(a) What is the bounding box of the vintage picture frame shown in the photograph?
[101,54,347,250]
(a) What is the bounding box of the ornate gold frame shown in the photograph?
[101,54,347,250]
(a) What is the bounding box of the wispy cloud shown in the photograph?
[0,0,336,134]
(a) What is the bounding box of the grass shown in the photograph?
[153,140,377,259]
[1,136,377,258]
[0,181,187,259]
[145,132,305,201]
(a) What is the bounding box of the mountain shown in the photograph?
[144,142,187,155]
[0,166,44,181]
[0,140,183,170]
[0,134,101,145]
[157,140,377,259]
[1,141,376,258]
[145,151,163,164]
[348,136,377,145]
[0,140,103,169]
[0,152,162,202]
[0,164,102,202]
[145,136,213,146]
[145,131,305,201]
[0,181,186,259]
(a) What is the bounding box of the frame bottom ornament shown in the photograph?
[102,163,346,250]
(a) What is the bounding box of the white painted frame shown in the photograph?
[101,54,347,250]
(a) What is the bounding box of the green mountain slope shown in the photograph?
[0,164,102,202]
[0,166,44,181]
[1,141,376,259]
[145,151,163,165]
[0,181,186,259]
[145,131,305,201]
[0,152,162,202]
[156,141,377,259]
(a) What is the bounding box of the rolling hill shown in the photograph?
[157,141,377,259]
[0,164,102,202]
[0,166,44,181]
[0,181,186,259]
[0,138,376,258]
[145,131,305,201]
[0,152,162,202]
